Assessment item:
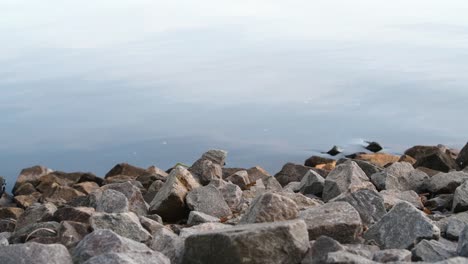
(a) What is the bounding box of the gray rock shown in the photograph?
[447,218,467,240]
[149,227,184,264]
[274,163,320,187]
[240,192,298,224]
[179,222,231,239]
[225,170,250,190]
[380,189,424,210]
[301,236,345,264]
[323,161,376,202]
[371,162,429,192]
[0,232,10,246]
[427,194,454,212]
[149,166,201,222]
[101,181,147,216]
[72,229,153,263]
[189,150,226,185]
[364,201,440,249]
[57,221,89,248]
[458,226,468,257]
[283,181,301,193]
[0,242,72,264]
[186,185,232,218]
[139,215,164,235]
[299,201,362,243]
[16,202,57,229]
[429,171,468,194]
[10,221,60,243]
[90,212,151,242]
[298,170,325,196]
[90,189,129,213]
[144,180,165,203]
[83,252,170,264]
[435,257,468,264]
[372,249,412,263]
[182,220,309,264]
[281,192,323,210]
[454,181,468,213]
[263,176,283,192]
[437,212,468,238]
[209,179,243,211]
[412,239,457,262]
[187,211,220,225]
[325,251,376,264]
[331,189,386,226]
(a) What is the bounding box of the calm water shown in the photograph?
[2,1,468,190]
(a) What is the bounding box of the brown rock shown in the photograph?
[53,206,95,223]
[76,173,104,186]
[105,163,149,179]
[274,163,327,187]
[352,153,400,167]
[222,168,245,179]
[42,185,86,205]
[304,156,335,168]
[0,219,16,232]
[0,207,23,221]
[13,165,53,193]
[16,203,57,229]
[58,221,91,248]
[405,145,443,160]
[14,192,42,208]
[73,182,100,195]
[398,155,416,165]
[14,183,37,196]
[225,170,250,190]
[247,166,271,182]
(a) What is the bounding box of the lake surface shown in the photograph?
[1,1,468,190]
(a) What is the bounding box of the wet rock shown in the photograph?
[454,181,468,213]
[90,189,129,213]
[240,192,298,224]
[323,160,376,202]
[149,227,184,264]
[427,194,454,212]
[53,206,95,224]
[13,165,53,193]
[0,207,23,220]
[331,189,386,226]
[298,170,325,196]
[10,221,60,243]
[429,171,468,194]
[90,212,151,242]
[225,170,250,190]
[149,166,201,222]
[179,222,231,238]
[105,163,149,179]
[182,220,309,264]
[414,149,459,173]
[372,249,412,263]
[189,150,226,185]
[370,162,429,192]
[187,211,220,225]
[363,201,440,249]
[83,252,170,264]
[299,201,362,243]
[0,242,72,264]
[380,189,423,210]
[186,185,232,218]
[16,202,57,229]
[102,181,147,216]
[73,182,100,195]
[274,163,323,187]
[72,229,153,263]
[412,238,457,262]
[209,179,243,211]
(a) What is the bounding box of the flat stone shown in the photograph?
[299,201,362,243]
[325,251,376,264]
[0,242,72,264]
[364,201,440,249]
[138,215,164,234]
[182,220,309,264]
[240,192,298,224]
[13,192,42,208]
[90,212,151,242]
[337,159,384,178]
[351,153,400,167]
[186,185,232,218]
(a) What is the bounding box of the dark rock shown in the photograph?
[324,145,343,156]
[363,202,440,249]
[405,145,443,160]
[225,170,250,190]
[90,212,151,242]
[414,149,459,173]
[53,206,95,224]
[222,167,245,179]
[76,172,104,186]
[274,163,325,187]
[105,163,150,179]
[144,180,165,203]
[304,156,335,167]
[426,194,454,212]
[182,220,309,264]
[13,165,53,193]
[454,181,468,213]
[149,227,184,264]
[186,185,232,218]
[246,166,271,182]
[298,170,325,196]
[14,182,37,196]
[240,192,298,224]
[0,219,15,233]
[302,236,345,264]
[446,218,467,240]
[372,249,412,263]
[0,242,72,264]
[16,202,57,229]
[0,207,23,220]
[412,239,457,262]
[57,221,90,248]
[457,142,468,169]
[10,221,60,243]
[429,171,468,194]
[365,141,383,153]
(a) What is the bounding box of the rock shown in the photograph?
[298,170,325,196]
[363,201,440,249]
[105,163,149,179]
[458,225,468,257]
[351,153,400,167]
[246,166,271,182]
[13,165,53,193]
[0,232,9,246]
[429,171,468,194]
[405,145,445,159]
[365,141,383,153]
[83,252,170,264]
[104,175,139,185]
[189,150,226,185]
[225,170,250,190]
[138,215,164,234]
[283,181,301,193]
[263,176,283,192]
[53,206,95,224]
[304,156,335,168]
[281,192,323,210]
[90,212,151,242]
[275,163,326,187]
[10,221,60,243]
[72,229,154,263]
[73,182,100,195]
[435,257,468,264]
[372,249,412,263]
[331,189,386,226]
[209,179,243,211]
[0,242,72,264]
[457,142,468,169]
[299,201,362,243]
[337,159,384,179]
[0,207,23,220]
[186,185,232,218]
[240,192,298,224]
[149,166,201,222]
[57,221,90,248]
[437,212,468,239]
[149,227,184,264]
[76,172,104,186]
[90,189,129,213]
[302,236,345,264]
[42,185,86,204]
[414,149,459,173]
[454,181,468,213]
[0,219,15,233]
[13,192,42,208]
[136,167,168,188]
[179,222,231,238]
[182,220,309,264]
[144,180,165,203]
[14,182,37,195]
[380,189,423,210]
[222,168,245,179]
[324,251,376,264]
[446,218,466,240]
[427,194,454,212]
[398,154,417,164]
[323,160,376,202]
[16,202,57,229]
[101,181,147,216]
[370,162,429,192]
[187,211,220,225]
[412,239,457,262]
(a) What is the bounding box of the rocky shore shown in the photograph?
[1,144,468,263]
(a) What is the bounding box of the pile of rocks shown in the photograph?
[1,144,468,263]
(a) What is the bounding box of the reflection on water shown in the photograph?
[1,0,468,190]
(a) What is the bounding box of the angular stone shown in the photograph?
[90,189,129,213]
[364,202,440,249]
[42,185,86,204]
[149,166,201,222]
[298,170,325,196]
[263,176,283,192]
[182,220,309,264]
[240,192,298,224]
[144,180,165,203]
[281,192,323,210]
[14,182,37,196]
[0,242,72,264]
[331,189,386,226]
[139,215,164,234]
[323,160,376,202]
[57,221,90,248]
[412,239,457,262]
[247,166,271,182]
[380,190,423,210]
[457,142,468,169]
[189,150,226,185]
[399,154,417,164]
[10,221,60,243]
[226,170,250,190]
[83,252,170,264]
[149,227,184,264]
[302,236,345,264]
[427,194,454,212]
[76,172,104,186]
[299,202,362,243]
[446,218,466,240]
[283,181,301,193]
[370,162,429,192]
[305,156,335,168]
[337,159,384,179]
[372,249,412,263]
[72,229,153,263]
[325,251,376,264]
[102,181,147,216]
[209,179,243,211]
[437,212,468,239]
[105,163,149,179]
[454,181,468,213]
[414,150,459,173]
[54,206,95,223]
[186,185,232,218]
[0,207,23,220]
[405,145,444,160]
[274,163,318,187]
[73,182,100,195]
[351,153,400,167]
[429,171,468,194]
[188,211,220,225]
[13,165,53,193]
[90,212,151,242]
[179,222,231,238]
[434,257,468,264]
[16,203,57,229]
[14,192,41,208]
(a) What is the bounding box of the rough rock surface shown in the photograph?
[187,211,220,225]
[90,212,151,242]
[274,163,322,187]
[429,171,468,194]
[186,185,232,218]
[240,192,298,224]
[83,252,170,264]
[370,162,429,192]
[101,181,147,216]
[380,190,424,210]
[0,242,73,264]
[149,227,184,264]
[412,239,457,262]
[298,170,325,196]
[453,181,468,213]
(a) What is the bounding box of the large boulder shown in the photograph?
[90,212,151,242]
[89,189,129,213]
[414,149,459,173]
[0,242,72,264]
[149,227,184,264]
[182,220,309,264]
[370,162,429,192]
[323,160,376,202]
[299,201,362,243]
[186,185,232,218]
[239,192,298,224]
[428,171,468,194]
[363,201,440,249]
[412,239,457,262]
[274,163,326,187]
[149,166,201,222]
